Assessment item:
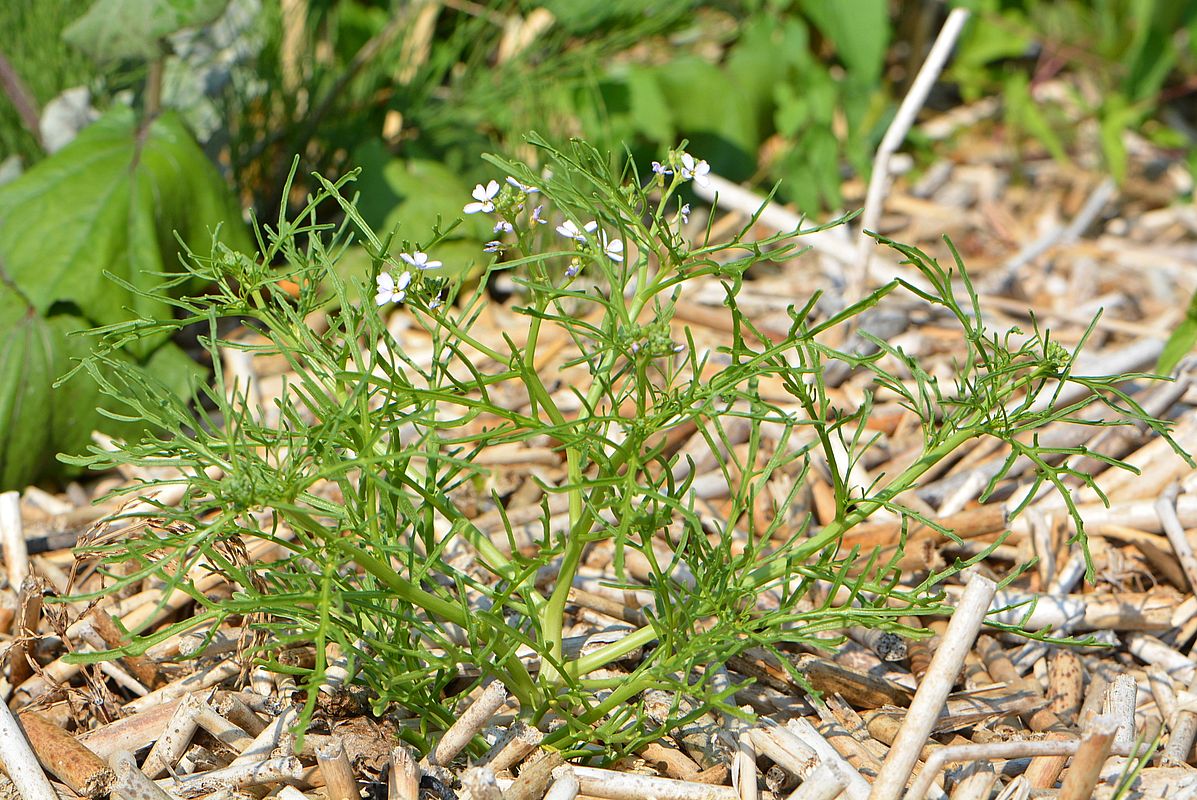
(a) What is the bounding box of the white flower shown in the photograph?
[375,271,413,305]
[601,233,624,263]
[651,160,672,176]
[506,176,538,194]
[556,219,598,241]
[483,240,505,253]
[531,205,547,225]
[463,180,500,214]
[429,294,443,310]
[400,251,442,270]
[679,203,691,224]
[494,220,514,234]
[679,153,711,189]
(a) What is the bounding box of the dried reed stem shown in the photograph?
[1057,715,1118,800]
[316,737,358,800]
[425,681,508,768]
[544,765,580,800]
[906,740,1081,800]
[868,574,996,800]
[855,7,971,291]
[0,698,58,800]
[388,745,420,800]
[570,765,738,800]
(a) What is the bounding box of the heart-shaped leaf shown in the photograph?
[0,105,249,357]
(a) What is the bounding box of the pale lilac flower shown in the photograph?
[679,153,711,189]
[494,220,514,234]
[565,262,582,278]
[531,205,547,225]
[400,251,442,270]
[679,203,691,224]
[651,160,672,176]
[556,219,598,241]
[506,176,538,194]
[483,240,505,253]
[463,180,500,214]
[600,233,624,263]
[429,294,443,310]
[375,271,412,305]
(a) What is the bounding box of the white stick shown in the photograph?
[855,7,972,292]
[868,574,997,800]
[906,740,1080,800]
[785,718,871,800]
[425,681,508,768]
[0,698,59,800]
[570,765,738,800]
[544,766,580,800]
[1156,483,1197,593]
[785,758,848,800]
[0,491,28,589]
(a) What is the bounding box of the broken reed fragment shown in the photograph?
[316,737,358,800]
[425,681,508,768]
[1057,715,1118,800]
[0,698,57,800]
[15,711,113,797]
[108,750,174,800]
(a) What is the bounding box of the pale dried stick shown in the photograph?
[231,705,298,767]
[855,7,971,291]
[544,765,580,800]
[947,761,997,800]
[479,719,542,771]
[1127,633,1195,684]
[160,755,305,795]
[785,718,872,800]
[746,721,818,780]
[424,681,508,767]
[123,659,241,714]
[141,693,204,778]
[1156,482,1197,592]
[1147,667,1177,727]
[461,766,504,800]
[1103,674,1138,755]
[569,765,738,800]
[1163,670,1197,765]
[0,491,28,588]
[317,737,358,800]
[868,574,997,800]
[0,698,58,800]
[905,740,1081,800]
[710,668,756,800]
[388,745,420,800]
[785,759,848,800]
[1057,715,1118,800]
[108,750,174,800]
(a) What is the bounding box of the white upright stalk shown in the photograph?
[855,8,971,296]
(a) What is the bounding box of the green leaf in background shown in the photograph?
[1003,72,1067,163]
[64,0,230,63]
[0,284,55,489]
[1158,291,1197,374]
[798,0,890,83]
[0,105,250,358]
[0,104,246,488]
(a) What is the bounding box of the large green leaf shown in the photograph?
[799,0,890,83]
[64,0,229,63]
[0,105,250,357]
[0,286,55,489]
